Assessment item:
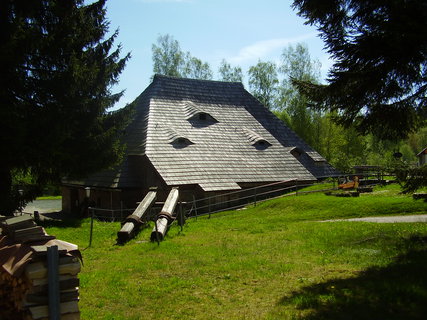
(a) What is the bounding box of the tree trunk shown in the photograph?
[0,167,15,215]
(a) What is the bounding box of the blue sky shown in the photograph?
[105,0,332,109]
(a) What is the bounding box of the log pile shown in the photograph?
[0,215,82,320]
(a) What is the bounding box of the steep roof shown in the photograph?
[126,75,338,190]
[66,75,339,190]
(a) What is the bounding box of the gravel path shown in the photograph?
[323,214,427,223]
[23,199,62,214]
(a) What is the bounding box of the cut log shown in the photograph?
[25,260,81,280]
[25,288,79,304]
[117,187,157,243]
[29,301,79,319]
[150,187,179,241]
[30,276,79,293]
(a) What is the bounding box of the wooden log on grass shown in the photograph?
[150,187,179,242]
[117,187,157,243]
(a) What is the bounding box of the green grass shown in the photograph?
[44,184,427,320]
[36,195,62,200]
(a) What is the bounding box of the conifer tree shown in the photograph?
[0,0,130,214]
[292,0,427,140]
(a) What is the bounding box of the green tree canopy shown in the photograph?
[277,43,322,147]
[218,59,243,82]
[0,0,130,214]
[152,34,213,80]
[292,0,427,140]
[152,34,184,77]
[248,60,279,110]
[182,53,213,80]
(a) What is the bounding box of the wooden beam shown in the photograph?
[117,187,157,243]
[150,187,179,241]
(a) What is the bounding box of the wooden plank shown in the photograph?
[31,245,68,257]
[29,301,79,319]
[1,215,36,233]
[29,277,79,293]
[26,288,79,304]
[25,260,81,280]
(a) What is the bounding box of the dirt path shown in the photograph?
[324,214,427,223]
[23,199,62,214]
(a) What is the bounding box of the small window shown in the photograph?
[176,138,187,144]
[187,112,218,127]
[253,139,271,150]
[290,147,303,158]
[291,149,301,158]
[170,137,194,149]
[243,128,271,150]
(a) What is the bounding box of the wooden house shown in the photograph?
[62,75,339,214]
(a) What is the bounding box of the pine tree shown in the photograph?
[292,0,427,141]
[0,0,130,214]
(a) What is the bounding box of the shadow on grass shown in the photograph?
[279,236,427,320]
[37,217,83,228]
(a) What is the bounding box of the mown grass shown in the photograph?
[36,195,62,200]
[44,184,427,319]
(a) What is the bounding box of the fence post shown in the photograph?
[254,187,257,207]
[154,216,160,246]
[89,207,94,247]
[192,195,198,220]
[47,245,60,320]
[208,197,211,219]
[178,201,184,232]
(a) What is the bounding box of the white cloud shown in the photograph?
[228,32,317,65]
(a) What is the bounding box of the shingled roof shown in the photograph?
[65,75,339,190]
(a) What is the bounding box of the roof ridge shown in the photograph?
[153,74,244,86]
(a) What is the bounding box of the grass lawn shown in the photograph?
[36,195,62,200]
[43,184,427,320]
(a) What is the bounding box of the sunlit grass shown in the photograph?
[44,184,427,319]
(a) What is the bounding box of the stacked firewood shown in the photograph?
[0,215,82,320]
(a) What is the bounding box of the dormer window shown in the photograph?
[164,126,194,148]
[243,128,271,150]
[170,137,194,148]
[183,100,218,127]
[306,151,326,166]
[187,112,218,127]
[290,147,303,158]
[253,139,271,150]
